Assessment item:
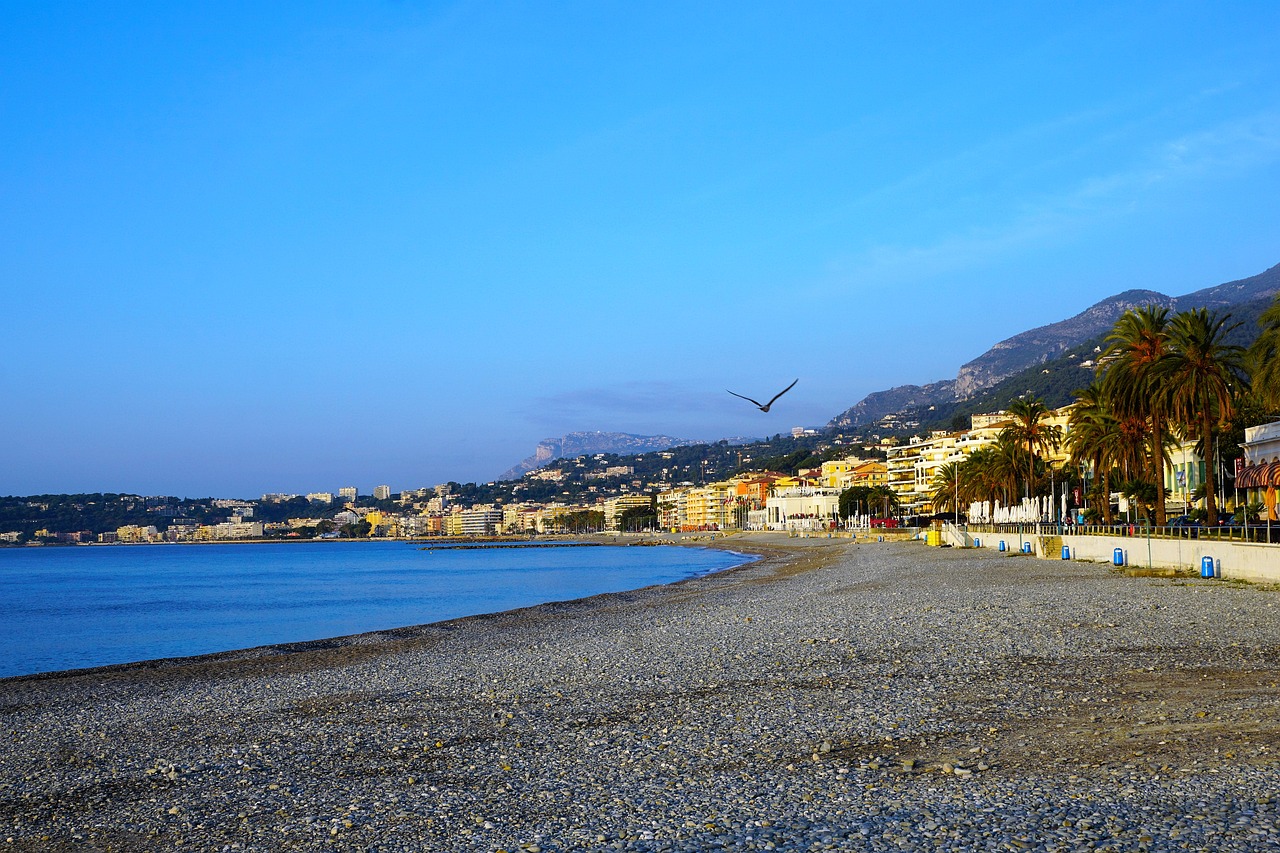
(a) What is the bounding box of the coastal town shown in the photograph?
[8,407,1280,546]
[11,8,1280,852]
[7,293,1280,547]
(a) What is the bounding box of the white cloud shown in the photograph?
[829,111,1280,288]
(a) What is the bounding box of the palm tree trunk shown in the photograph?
[1151,414,1167,526]
[1028,447,1034,504]
[1203,410,1218,525]
[1102,469,1113,525]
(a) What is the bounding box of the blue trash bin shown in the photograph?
[1061,545,1070,560]
[974,538,981,548]
[998,540,1006,552]
[1113,548,1125,566]
[1021,542,1032,554]
[1201,556,1215,579]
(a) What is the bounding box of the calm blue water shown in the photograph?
[0,541,751,678]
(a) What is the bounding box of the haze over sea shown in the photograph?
[0,542,750,679]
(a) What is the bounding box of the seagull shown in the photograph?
[726,378,798,413]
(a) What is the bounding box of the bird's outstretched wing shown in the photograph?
[765,378,799,408]
[726,389,765,408]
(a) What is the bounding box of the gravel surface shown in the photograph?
[3,537,1280,852]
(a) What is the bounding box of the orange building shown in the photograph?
[735,472,785,504]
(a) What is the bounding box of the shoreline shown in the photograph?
[4,539,1279,851]
[0,534,786,685]
[6,532,766,549]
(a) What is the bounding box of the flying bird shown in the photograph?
[726,378,798,413]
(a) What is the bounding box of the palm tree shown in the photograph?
[1157,308,1246,525]
[930,463,962,515]
[990,434,1025,505]
[960,446,999,505]
[1102,305,1173,525]
[1248,293,1280,412]
[1001,396,1063,500]
[867,484,899,519]
[1067,381,1119,524]
[960,434,1024,508]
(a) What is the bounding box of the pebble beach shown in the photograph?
[3,537,1280,852]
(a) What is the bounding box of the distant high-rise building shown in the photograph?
[373,485,391,501]
[338,486,358,503]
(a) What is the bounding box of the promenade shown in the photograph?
[2,537,1279,851]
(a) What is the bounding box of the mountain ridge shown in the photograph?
[830,262,1280,430]
[497,431,698,481]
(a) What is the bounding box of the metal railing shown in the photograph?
[965,521,1277,545]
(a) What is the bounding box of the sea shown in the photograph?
[0,540,752,679]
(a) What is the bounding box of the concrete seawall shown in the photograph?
[959,528,1280,583]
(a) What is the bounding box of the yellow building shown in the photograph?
[685,482,735,530]
[771,475,805,493]
[444,509,465,537]
[848,461,888,488]
[115,525,160,544]
[818,459,858,488]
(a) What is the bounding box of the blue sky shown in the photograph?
[3,2,1279,497]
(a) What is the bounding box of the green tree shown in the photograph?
[560,510,605,532]
[958,437,1022,507]
[1102,305,1173,525]
[866,484,900,518]
[1001,396,1062,499]
[618,501,657,532]
[1118,478,1159,524]
[1067,380,1124,524]
[1157,308,1246,525]
[838,485,874,519]
[340,520,371,538]
[1248,293,1280,413]
[930,463,962,515]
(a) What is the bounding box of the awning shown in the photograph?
[1238,461,1280,489]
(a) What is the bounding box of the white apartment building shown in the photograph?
[657,488,690,531]
[461,508,503,536]
[763,486,840,531]
[886,415,1009,515]
[373,485,391,501]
